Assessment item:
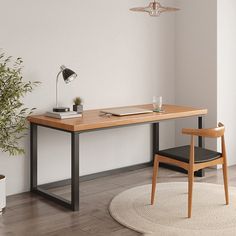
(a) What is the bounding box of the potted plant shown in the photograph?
[0,175,5,215]
[0,52,39,214]
[73,97,83,114]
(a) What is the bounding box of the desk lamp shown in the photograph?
[53,65,77,112]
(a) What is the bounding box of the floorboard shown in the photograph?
[1,166,235,236]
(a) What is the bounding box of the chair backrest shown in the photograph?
[182,122,225,138]
[182,122,226,164]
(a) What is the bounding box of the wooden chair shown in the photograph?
[151,122,229,218]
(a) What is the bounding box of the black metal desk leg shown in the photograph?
[152,123,159,163]
[71,132,80,211]
[30,123,38,191]
[196,116,205,177]
[198,116,205,148]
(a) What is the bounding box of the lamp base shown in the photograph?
[53,107,70,112]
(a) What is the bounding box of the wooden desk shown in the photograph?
[28,104,207,211]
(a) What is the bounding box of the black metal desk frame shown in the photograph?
[30,116,204,211]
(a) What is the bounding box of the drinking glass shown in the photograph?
[152,96,163,112]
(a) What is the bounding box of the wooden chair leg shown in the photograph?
[151,155,159,205]
[222,161,229,205]
[188,168,194,218]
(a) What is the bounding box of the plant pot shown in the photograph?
[0,175,6,214]
[73,104,83,114]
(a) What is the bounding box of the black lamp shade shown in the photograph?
[62,68,77,83]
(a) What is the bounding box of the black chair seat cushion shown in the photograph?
[157,145,221,163]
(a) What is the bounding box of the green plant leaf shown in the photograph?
[0,52,40,156]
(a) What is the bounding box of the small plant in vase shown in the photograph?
[73,97,83,114]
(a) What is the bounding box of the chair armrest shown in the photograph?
[182,124,225,138]
[182,128,205,136]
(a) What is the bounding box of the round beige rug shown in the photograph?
[109,182,236,236]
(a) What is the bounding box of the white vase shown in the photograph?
[0,175,6,214]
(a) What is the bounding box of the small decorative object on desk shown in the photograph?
[73,97,83,114]
[153,95,164,112]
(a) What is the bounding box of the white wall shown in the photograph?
[0,0,176,195]
[175,0,217,150]
[217,0,236,166]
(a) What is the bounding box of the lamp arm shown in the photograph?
[56,70,62,108]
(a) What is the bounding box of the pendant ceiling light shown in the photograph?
[130,0,179,17]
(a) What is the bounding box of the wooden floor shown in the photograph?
[1,165,236,236]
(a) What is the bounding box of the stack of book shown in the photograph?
[45,111,82,119]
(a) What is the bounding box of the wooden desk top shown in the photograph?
[27,104,207,132]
